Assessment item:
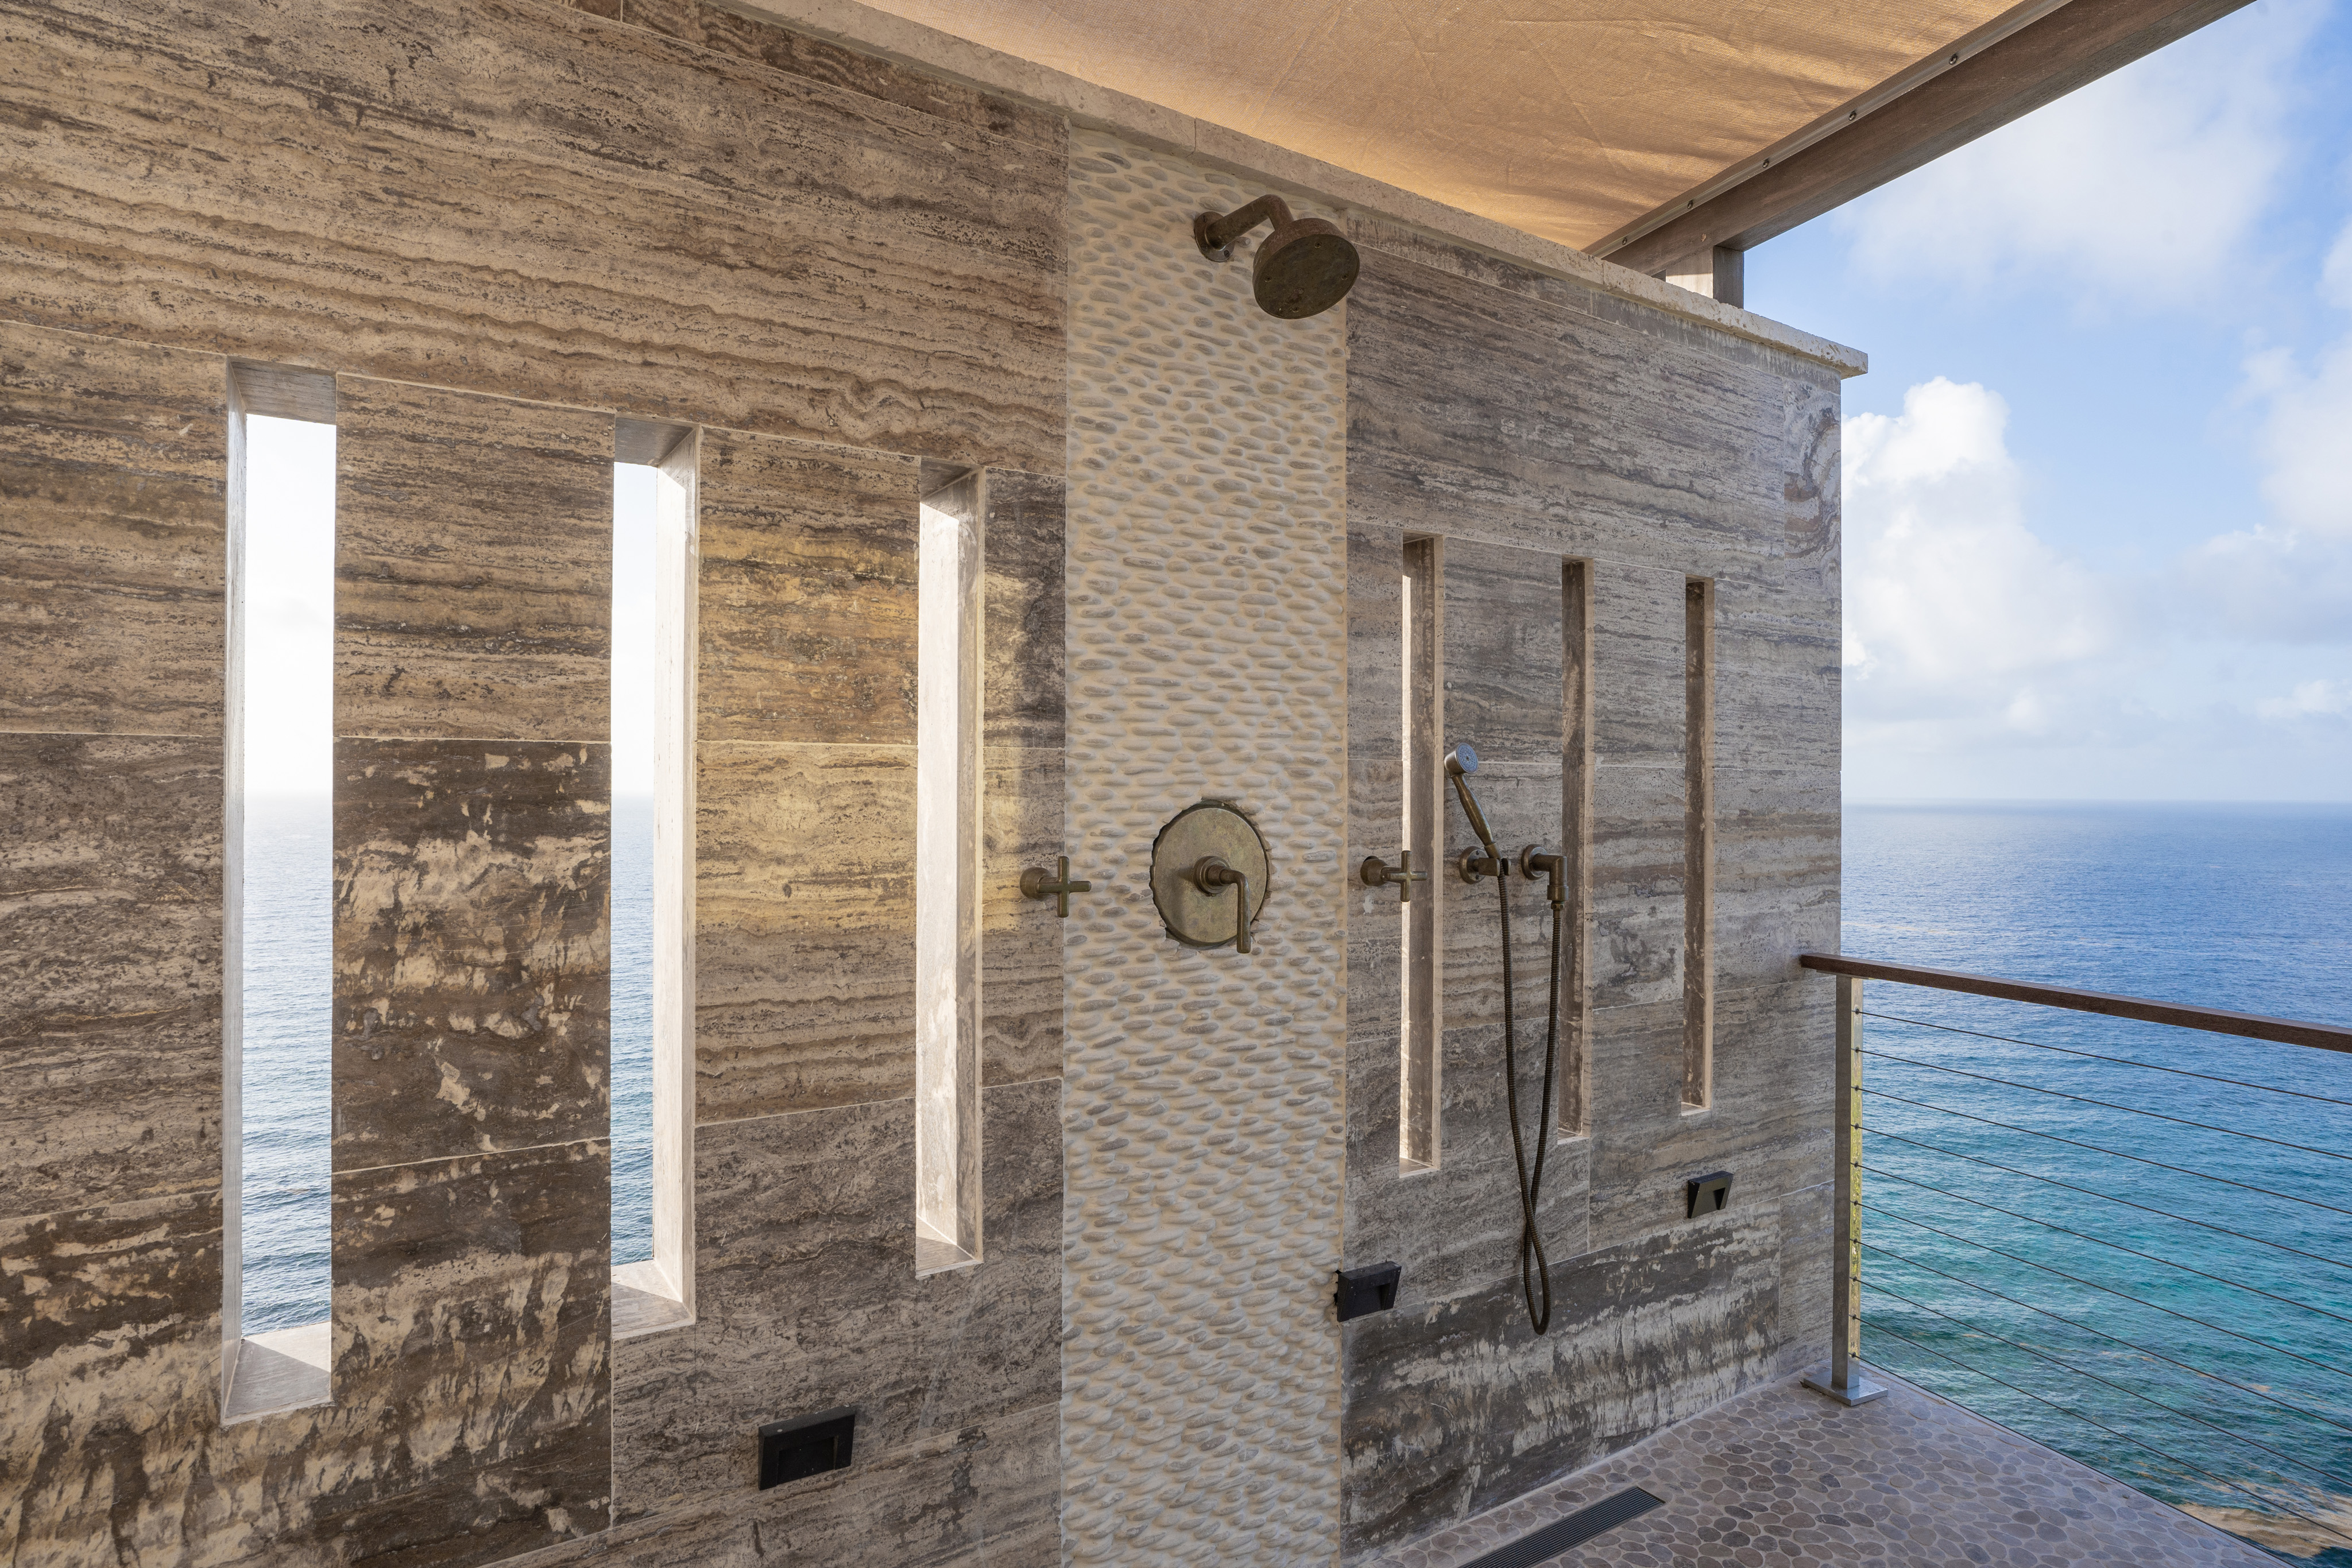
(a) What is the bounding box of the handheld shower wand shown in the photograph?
[1446,744,1507,882]
[1446,739,1562,1335]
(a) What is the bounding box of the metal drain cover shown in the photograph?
[1456,1487,1665,1568]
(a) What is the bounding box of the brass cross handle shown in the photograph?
[1359,850,1428,903]
[1019,855,1093,918]
[1192,856,1254,954]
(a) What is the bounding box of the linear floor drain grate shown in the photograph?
[1455,1487,1666,1568]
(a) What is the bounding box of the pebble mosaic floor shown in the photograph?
[1369,1369,2278,1568]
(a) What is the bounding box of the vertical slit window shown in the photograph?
[916,481,982,1273]
[1400,537,1440,1171]
[613,421,695,1338]
[225,365,336,1420]
[1559,559,1592,1138]
[1683,575,1715,1110]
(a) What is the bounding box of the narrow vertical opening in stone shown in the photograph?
[613,420,697,1338]
[224,363,336,1421]
[1682,575,1716,1112]
[1560,559,1593,1138]
[1401,537,1441,1172]
[916,483,982,1273]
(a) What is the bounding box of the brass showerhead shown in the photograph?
[1194,195,1360,319]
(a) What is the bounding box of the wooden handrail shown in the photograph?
[1797,953,2352,1056]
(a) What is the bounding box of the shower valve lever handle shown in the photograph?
[1193,856,1254,954]
[1020,856,1093,918]
[1359,850,1427,903]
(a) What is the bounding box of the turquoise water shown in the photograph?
[1847,802,2352,1562]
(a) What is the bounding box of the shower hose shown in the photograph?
[1496,865,1563,1335]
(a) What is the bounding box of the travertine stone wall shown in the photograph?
[327,374,618,1554]
[0,0,1069,1561]
[1061,130,1351,1562]
[1338,232,1842,1559]
[606,439,1066,1562]
[0,322,229,1564]
[4,0,1063,471]
[1,0,1854,1560]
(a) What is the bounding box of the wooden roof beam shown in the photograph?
[1597,0,2255,279]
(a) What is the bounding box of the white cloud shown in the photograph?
[2323,217,2352,309]
[2189,214,2352,644]
[2181,525,2352,642]
[1844,378,2119,738]
[2238,335,2352,540]
[1834,0,2318,308]
[2258,677,2352,718]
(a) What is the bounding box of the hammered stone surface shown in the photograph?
[1062,131,1351,1563]
[1368,1371,2277,1568]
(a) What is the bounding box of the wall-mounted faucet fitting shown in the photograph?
[1520,846,1566,908]
[1019,855,1093,917]
[1360,850,1427,902]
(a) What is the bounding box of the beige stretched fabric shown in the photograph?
[846,0,2025,250]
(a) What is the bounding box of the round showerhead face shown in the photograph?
[1251,216,1360,319]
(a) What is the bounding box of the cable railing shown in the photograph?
[1798,953,2352,1563]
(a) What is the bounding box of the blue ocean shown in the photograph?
[1845,802,2352,1562]
[238,799,2352,1556]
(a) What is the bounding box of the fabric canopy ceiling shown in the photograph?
[846,0,2030,251]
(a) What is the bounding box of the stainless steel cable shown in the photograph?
[1859,1162,2352,1331]
[1861,1009,2352,1108]
[1860,1085,2352,1219]
[1859,1213,2352,1429]
[1862,1263,2352,1507]
[1866,1124,2352,1276]
[1860,1046,2352,1163]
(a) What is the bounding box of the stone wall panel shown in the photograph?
[0,732,223,1219]
[2,0,1065,471]
[332,740,612,1168]
[694,431,920,749]
[613,1080,1059,1519]
[691,741,916,1119]
[0,323,226,735]
[322,1138,614,1562]
[336,378,613,743]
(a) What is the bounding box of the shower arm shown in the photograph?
[1194,195,1295,261]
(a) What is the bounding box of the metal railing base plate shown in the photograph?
[1803,1365,1889,1407]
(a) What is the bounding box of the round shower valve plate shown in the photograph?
[1149,801,1272,950]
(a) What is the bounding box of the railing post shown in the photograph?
[1806,974,1884,1405]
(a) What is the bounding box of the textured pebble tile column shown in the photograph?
[1062,130,1351,1563]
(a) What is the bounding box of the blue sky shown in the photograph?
[1749,0,2352,802]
